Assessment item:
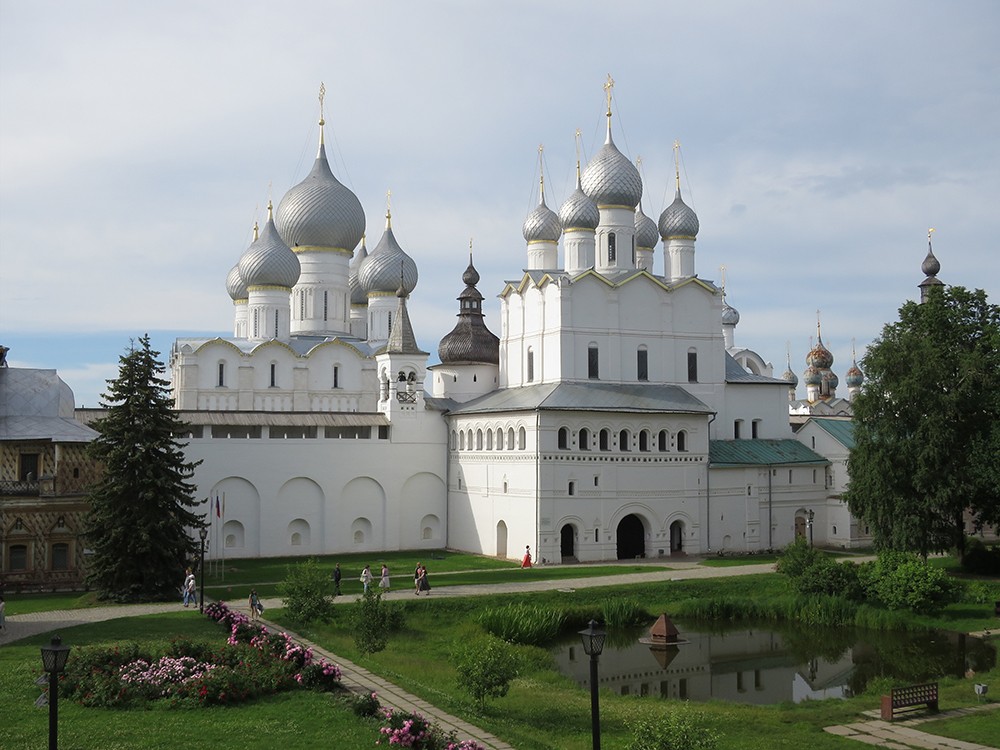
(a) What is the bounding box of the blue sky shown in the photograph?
[2,1,998,407]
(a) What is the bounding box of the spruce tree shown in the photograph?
[84,335,204,601]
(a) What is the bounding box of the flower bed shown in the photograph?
[60,601,342,708]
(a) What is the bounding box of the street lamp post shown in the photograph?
[40,635,71,750]
[578,619,606,750]
[807,509,815,547]
[199,526,208,613]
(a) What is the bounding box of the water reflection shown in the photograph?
[551,621,995,705]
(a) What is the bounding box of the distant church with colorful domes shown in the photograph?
[165,80,947,562]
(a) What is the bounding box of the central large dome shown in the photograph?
[581,130,642,208]
[275,141,365,251]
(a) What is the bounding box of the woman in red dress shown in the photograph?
[521,545,532,568]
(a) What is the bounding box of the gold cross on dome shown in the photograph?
[319,82,326,124]
[928,227,935,240]
[604,74,615,114]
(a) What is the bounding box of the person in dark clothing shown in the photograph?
[333,563,342,596]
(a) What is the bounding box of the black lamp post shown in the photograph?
[579,619,606,750]
[807,509,815,547]
[41,635,71,750]
[199,526,208,613]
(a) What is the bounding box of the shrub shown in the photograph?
[351,588,403,656]
[795,558,863,600]
[344,690,382,718]
[477,603,565,644]
[452,635,521,708]
[295,658,343,691]
[858,551,964,614]
[377,709,487,750]
[627,704,721,750]
[278,557,336,624]
[775,537,820,579]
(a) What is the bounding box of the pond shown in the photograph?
[550,619,996,705]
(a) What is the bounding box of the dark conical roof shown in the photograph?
[438,255,500,365]
[385,285,427,355]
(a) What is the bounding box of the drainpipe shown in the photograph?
[706,413,716,553]
[767,465,773,549]
[535,409,542,563]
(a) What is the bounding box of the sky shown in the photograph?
[2,1,998,408]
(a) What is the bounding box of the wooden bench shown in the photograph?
[880,682,939,721]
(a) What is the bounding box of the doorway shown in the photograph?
[616,514,645,559]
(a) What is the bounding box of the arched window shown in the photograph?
[687,349,698,382]
[217,362,226,387]
[270,362,277,388]
[558,427,569,450]
[619,429,631,452]
[568,481,576,496]
[518,426,526,450]
[639,430,650,452]
[496,428,504,450]
[332,365,340,389]
[476,429,484,450]
[658,430,669,452]
[527,347,535,382]
[608,231,616,262]
[467,429,474,449]
[599,429,610,451]
[677,430,688,452]
[450,430,457,450]
[637,347,648,381]
[460,431,467,450]
[486,430,493,450]
[588,345,599,379]
[507,427,515,450]
[579,428,591,451]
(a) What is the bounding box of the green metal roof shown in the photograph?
[811,417,855,449]
[709,439,829,467]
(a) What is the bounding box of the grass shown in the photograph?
[0,613,376,750]
[920,709,1000,746]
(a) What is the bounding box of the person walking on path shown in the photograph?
[417,565,431,595]
[248,589,263,621]
[182,568,197,607]
[360,564,373,594]
[379,564,391,592]
[332,563,342,596]
[521,545,532,568]
[413,562,422,593]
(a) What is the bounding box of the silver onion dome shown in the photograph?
[782,367,799,387]
[821,369,839,391]
[226,263,248,301]
[559,166,600,230]
[358,213,418,295]
[803,365,822,386]
[806,339,834,370]
[238,210,301,289]
[522,194,562,243]
[275,138,366,251]
[658,188,700,239]
[581,129,642,208]
[348,236,369,305]
[722,301,740,326]
[634,205,659,250]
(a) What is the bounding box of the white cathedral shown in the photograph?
[169,85,845,564]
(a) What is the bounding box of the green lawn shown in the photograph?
[0,614,376,750]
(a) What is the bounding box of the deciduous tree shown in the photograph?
[845,286,1000,559]
[84,335,203,601]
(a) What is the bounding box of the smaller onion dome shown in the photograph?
[559,164,600,231]
[921,243,941,276]
[658,187,700,239]
[803,365,822,386]
[522,173,561,243]
[821,369,839,391]
[238,204,300,289]
[226,263,248,301]
[721,301,740,327]
[846,362,864,388]
[634,204,659,250]
[358,209,418,295]
[782,366,799,387]
[348,235,369,305]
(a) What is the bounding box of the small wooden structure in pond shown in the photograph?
[638,613,689,669]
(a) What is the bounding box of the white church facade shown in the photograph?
[169,84,834,563]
